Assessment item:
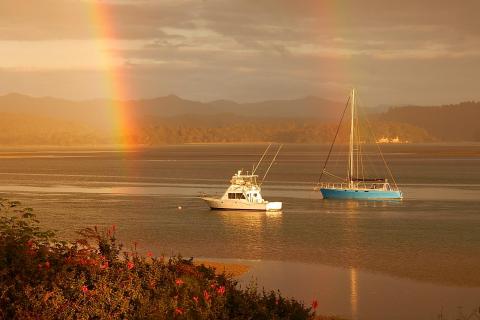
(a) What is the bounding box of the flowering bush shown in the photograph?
[0,200,314,319]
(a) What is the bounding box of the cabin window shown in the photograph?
[229,193,245,199]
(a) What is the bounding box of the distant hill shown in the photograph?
[0,93,344,127]
[0,93,476,145]
[379,102,480,141]
[0,113,109,146]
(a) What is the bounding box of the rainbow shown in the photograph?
[85,1,351,146]
[87,1,136,147]
[314,1,352,101]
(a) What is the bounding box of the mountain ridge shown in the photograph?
[0,93,478,145]
[0,93,345,122]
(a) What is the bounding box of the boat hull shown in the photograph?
[202,197,282,211]
[320,188,402,200]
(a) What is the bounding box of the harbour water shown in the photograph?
[0,144,479,319]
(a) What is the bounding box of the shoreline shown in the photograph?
[195,259,250,277]
[0,142,479,149]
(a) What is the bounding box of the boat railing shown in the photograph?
[318,182,398,191]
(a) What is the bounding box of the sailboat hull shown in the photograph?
[320,188,402,200]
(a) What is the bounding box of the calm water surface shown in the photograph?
[0,144,479,320]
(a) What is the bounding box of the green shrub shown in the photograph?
[0,200,314,319]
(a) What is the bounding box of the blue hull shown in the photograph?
[320,188,402,199]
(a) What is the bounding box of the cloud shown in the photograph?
[2,0,479,58]
[0,0,479,105]
[0,0,204,41]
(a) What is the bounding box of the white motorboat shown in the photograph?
[202,145,283,211]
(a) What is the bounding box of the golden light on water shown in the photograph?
[218,210,283,257]
[350,267,358,319]
[344,200,359,319]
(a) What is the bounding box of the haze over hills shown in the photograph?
[0,93,478,146]
[0,93,344,125]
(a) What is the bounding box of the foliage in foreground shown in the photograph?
[0,200,314,319]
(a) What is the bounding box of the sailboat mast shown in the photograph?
[349,89,355,185]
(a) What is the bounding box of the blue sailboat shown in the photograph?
[317,89,402,200]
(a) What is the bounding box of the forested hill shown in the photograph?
[0,93,477,145]
[379,102,480,141]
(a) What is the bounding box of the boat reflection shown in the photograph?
[216,210,283,228]
[343,202,359,319]
[322,198,402,210]
[215,210,283,257]
[214,210,283,259]
[350,267,358,319]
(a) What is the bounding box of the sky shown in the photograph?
[0,0,479,106]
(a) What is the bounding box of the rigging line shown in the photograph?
[362,107,399,189]
[359,118,365,181]
[260,144,283,186]
[356,97,365,181]
[252,143,272,175]
[358,106,380,179]
[355,104,360,180]
[323,170,346,181]
[317,96,351,184]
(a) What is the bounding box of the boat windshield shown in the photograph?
[228,193,246,199]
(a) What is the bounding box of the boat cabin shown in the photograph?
[222,170,265,203]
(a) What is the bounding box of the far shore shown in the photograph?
[0,141,480,150]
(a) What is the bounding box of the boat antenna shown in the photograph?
[252,143,272,174]
[317,95,351,184]
[260,144,283,186]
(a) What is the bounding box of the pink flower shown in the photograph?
[174,307,184,315]
[147,251,153,258]
[37,263,42,270]
[192,296,199,304]
[127,261,134,270]
[100,261,109,270]
[311,299,318,311]
[175,279,184,286]
[44,261,51,270]
[81,285,89,293]
[203,290,210,302]
[217,286,225,295]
